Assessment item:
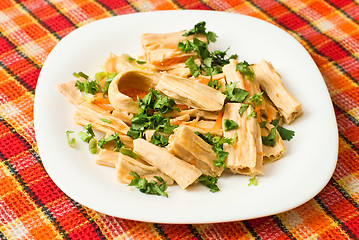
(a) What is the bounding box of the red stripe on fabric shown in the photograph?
[97,0,133,10]
[28,177,65,205]
[276,12,307,29]
[19,67,40,90]
[0,37,13,55]
[318,41,349,61]
[0,134,27,159]
[326,0,353,9]
[68,223,102,240]
[246,217,287,239]
[174,0,212,10]
[0,199,17,224]
[42,15,75,36]
[346,216,359,238]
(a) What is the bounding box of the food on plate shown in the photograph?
[57,22,302,197]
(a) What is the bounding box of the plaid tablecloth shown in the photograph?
[1,0,358,239]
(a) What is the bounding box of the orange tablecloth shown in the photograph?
[1,0,358,239]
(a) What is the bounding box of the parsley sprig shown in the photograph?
[236,61,255,80]
[127,89,179,140]
[222,82,249,103]
[129,171,168,197]
[262,119,295,146]
[195,132,235,168]
[98,132,124,151]
[178,22,237,81]
[197,174,220,192]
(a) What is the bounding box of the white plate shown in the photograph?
[34,10,338,224]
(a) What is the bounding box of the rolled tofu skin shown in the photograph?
[223,103,263,175]
[116,153,174,185]
[155,74,226,111]
[253,60,302,124]
[167,126,224,177]
[133,139,202,189]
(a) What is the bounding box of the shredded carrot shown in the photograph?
[276,93,279,98]
[233,143,238,150]
[211,111,223,131]
[257,151,263,156]
[151,56,189,67]
[243,80,251,93]
[197,75,210,85]
[125,174,134,181]
[93,93,115,112]
[120,88,149,101]
[266,107,273,124]
[254,105,262,123]
[175,104,189,111]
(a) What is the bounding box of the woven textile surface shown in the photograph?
[0,0,358,239]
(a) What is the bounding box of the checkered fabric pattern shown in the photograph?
[0,0,358,239]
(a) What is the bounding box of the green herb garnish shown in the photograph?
[128,171,168,197]
[238,104,249,117]
[223,82,249,103]
[98,132,124,151]
[150,131,169,147]
[195,132,235,168]
[223,119,238,131]
[272,119,295,141]
[246,109,257,119]
[236,61,255,80]
[182,21,217,43]
[78,124,95,143]
[248,92,263,107]
[261,126,277,147]
[197,174,220,192]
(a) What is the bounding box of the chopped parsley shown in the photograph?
[182,21,217,43]
[246,109,257,119]
[236,61,255,80]
[238,104,249,117]
[261,126,277,147]
[150,131,169,147]
[139,89,179,115]
[223,82,249,103]
[248,176,258,186]
[195,132,235,168]
[248,92,263,107]
[259,120,267,128]
[178,22,237,79]
[197,174,220,192]
[66,130,75,148]
[128,171,168,197]
[223,119,238,131]
[272,119,295,141]
[98,132,124,151]
[74,77,101,95]
[207,77,221,90]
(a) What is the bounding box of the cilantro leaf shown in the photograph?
[182,21,218,43]
[150,131,169,147]
[98,132,124,151]
[223,119,238,131]
[138,89,179,115]
[223,82,249,103]
[195,132,235,168]
[271,119,295,141]
[238,104,249,117]
[236,61,255,80]
[261,126,277,147]
[248,92,263,107]
[197,175,220,192]
[207,77,221,90]
[247,110,257,119]
[128,171,168,197]
[185,56,201,77]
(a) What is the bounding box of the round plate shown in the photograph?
[34,10,338,224]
